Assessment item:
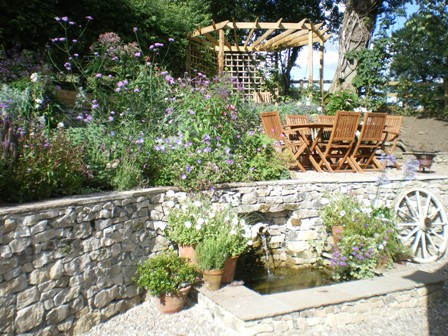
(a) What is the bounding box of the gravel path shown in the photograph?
[82,255,448,336]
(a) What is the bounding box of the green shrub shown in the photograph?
[324,90,361,115]
[134,251,200,296]
[195,233,229,271]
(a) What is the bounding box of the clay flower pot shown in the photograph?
[178,245,197,265]
[154,286,191,314]
[332,226,344,244]
[202,269,224,291]
[222,256,239,284]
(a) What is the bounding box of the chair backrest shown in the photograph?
[260,111,284,141]
[285,114,309,126]
[358,112,387,142]
[384,115,403,141]
[316,115,336,125]
[329,111,361,142]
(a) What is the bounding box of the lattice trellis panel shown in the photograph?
[224,52,266,99]
[187,40,218,77]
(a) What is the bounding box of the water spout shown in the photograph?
[260,232,272,277]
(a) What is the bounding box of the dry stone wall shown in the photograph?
[1,176,447,335]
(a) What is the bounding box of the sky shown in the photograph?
[291,3,419,89]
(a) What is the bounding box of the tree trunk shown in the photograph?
[329,0,381,93]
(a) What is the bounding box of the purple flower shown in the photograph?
[110,131,116,137]
[186,166,191,173]
[133,27,138,32]
[108,116,114,121]
[59,37,66,42]
[85,16,93,21]
[168,38,175,42]
[181,174,187,180]
[134,52,141,57]
[61,16,69,22]
[95,73,102,78]
[64,62,71,71]
[154,43,164,47]
[136,137,144,144]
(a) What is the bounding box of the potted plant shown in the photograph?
[219,209,252,283]
[195,233,229,291]
[165,195,214,264]
[134,251,200,314]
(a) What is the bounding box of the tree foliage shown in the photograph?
[0,0,210,76]
[390,0,448,115]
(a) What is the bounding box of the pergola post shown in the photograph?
[308,29,313,86]
[218,29,225,73]
[319,41,324,104]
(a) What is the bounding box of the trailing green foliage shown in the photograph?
[134,251,200,296]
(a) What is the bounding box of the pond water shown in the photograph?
[238,266,336,295]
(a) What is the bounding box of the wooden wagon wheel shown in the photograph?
[394,188,448,263]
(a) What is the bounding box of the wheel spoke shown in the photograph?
[422,195,432,218]
[428,229,446,242]
[401,226,419,242]
[396,222,418,227]
[421,232,428,259]
[411,230,422,254]
[403,196,419,219]
[427,208,442,220]
[416,191,423,217]
[426,233,437,249]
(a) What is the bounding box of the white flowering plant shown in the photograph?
[214,205,252,258]
[165,194,253,257]
[165,196,213,246]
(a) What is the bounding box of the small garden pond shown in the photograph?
[237,266,335,295]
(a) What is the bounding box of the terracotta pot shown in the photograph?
[178,245,197,265]
[202,269,224,291]
[222,256,239,284]
[414,152,436,172]
[154,286,190,314]
[332,226,344,244]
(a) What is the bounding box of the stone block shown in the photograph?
[0,257,18,275]
[16,286,39,310]
[0,274,27,296]
[48,260,64,280]
[46,304,70,324]
[72,313,101,335]
[56,315,74,332]
[3,218,17,233]
[15,303,44,333]
[9,237,32,253]
[54,286,80,306]
[93,286,120,308]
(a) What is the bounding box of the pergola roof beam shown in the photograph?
[252,18,283,48]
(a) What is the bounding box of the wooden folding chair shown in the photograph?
[380,115,403,169]
[285,114,310,125]
[348,112,387,172]
[316,111,361,172]
[260,111,308,172]
[285,114,311,142]
[316,115,336,140]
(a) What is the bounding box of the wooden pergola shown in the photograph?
[187,19,332,99]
